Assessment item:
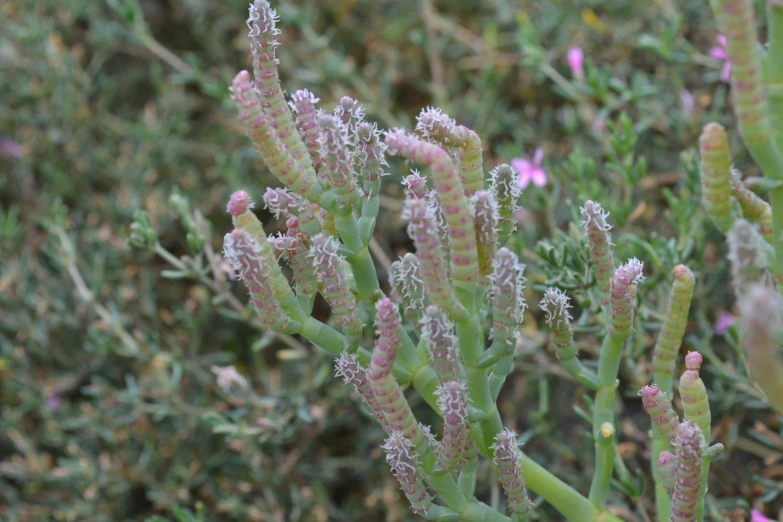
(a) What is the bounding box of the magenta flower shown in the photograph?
[567,47,584,80]
[709,35,731,83]
[714,311,736,335]
[513,148,547,189]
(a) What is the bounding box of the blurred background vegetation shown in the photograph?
[1,0,781,520]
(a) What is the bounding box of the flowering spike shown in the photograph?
[335,352,391,432]
[640,385,681,445]
[609,258,644,340]
[580,201,616,306]
[699,122,734,233]
[388,253,427,324]
[318,113,359,206]
[356,122,388,189]
[491,428,533,516]
[421,305,460,382]
[471,191,500,278]
[489,164,521,239]
[335,95,365,132]
[230,71,320,198]
[719,0,776,155]
[370,299,424,446]
[318,207,338,237]
[730,169,773,240]
[223,229,293,331]
[290,89,324,173]
[415,107,484,195]
[247,1,313,172]
[540,288,574,361]
[274,225,318,305]
[670,422,705,522]
[679,352,711,441]
[657,451,678,495]
[309,234,363,338]
[404,198,467,320]
[386,130,478,285]
[434,381,472,472]
[490,248,527,350]
[727,219,769,298]
[263,187,319,235]
[381,432,432,515]
[539,288,600,389]
[739,286,783,414]
[652,265,696,396]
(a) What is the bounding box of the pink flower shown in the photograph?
[751,509,776,522]
[210,365,248,391]
[714,311,736,335]
[0,138,23,159]
[709,34,731,83]
[680,89,695,117]
[513,148,547,189]
[567,47,584,80]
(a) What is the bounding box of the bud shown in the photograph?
[609,258,644,339]
[739,286,783,414]
[434,381,471,472]
[490,248,526,348]
[402,170,429,199]
[318,113,359,206]
[699,122,734,233]
[263,187,319,235]
[421,305,460,383]
[471,191,500,278]
[639,385,680,445]
[670,422,705,522]
[580,201,616,306]
[227,190,253,216]
[388,253,427,324]
[404,198,467,320]
[309,234,363,338]
[652,264,695,395]
[415,107,484,195]
[289,89,324,173]
[247,1,313,171]
[223,229,292,331]
[381,432,432,515]
[679,352,711,440]
[230,71,319,197]
[387,130,478,285]
[490,428,533,516]
[489,164,522,239]
[335,353,391,432]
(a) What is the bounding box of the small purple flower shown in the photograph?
[714,311,736,335]
[47,395,62,412]
[567,47,584,80]
[0,138,23,159]
[709,34,731,83]
[513,149,547,189]
[680,90,695,117]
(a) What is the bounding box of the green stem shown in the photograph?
[769,188,783,279]
[651,438,672,521]
[519,457,604,522]
[588,334,625,507]
[768,1,783,150]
